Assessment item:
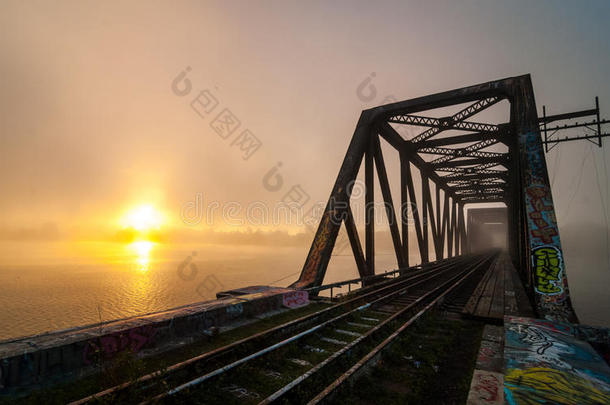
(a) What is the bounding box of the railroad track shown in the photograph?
[71,253,495,404]
[438,252,500,315]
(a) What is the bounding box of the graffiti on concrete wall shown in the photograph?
[226,303,244,316]
[504,316,610,405]
[468,370,503,404]
[476,340,503,372]
[82,325,156,365]
[282,290,309,308]
[505,367,610,405]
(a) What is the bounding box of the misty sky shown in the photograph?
[1,0,609,244]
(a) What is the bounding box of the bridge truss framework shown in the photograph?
[293,74,580,323]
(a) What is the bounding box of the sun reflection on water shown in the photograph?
[128,241,155,272]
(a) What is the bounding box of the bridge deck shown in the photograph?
[463,253,534,322]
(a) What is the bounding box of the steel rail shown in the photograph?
[146,256,481,403]
[70,256,469,404]
[258,254,494,404]
[307,254,493,404]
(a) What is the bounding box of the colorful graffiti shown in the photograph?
[522,131,548,186]
[282,291,309,308]
[468,370,503,404]
[295,211,334,288]
[468,325,504,404]
[519,130,576,322]
[532,245,563,295]
[226,303,244,316]
[526,187,558,245]
[82,325,156,364]
[476,340,503,371]
[504,316,610,404]
[505,367,610,405]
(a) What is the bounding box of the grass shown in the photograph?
[335,311,485,404]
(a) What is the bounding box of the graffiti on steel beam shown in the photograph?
[296,212,334,287]
[526,186,558,245]
[520,129,575,321]
[532,245,564,296]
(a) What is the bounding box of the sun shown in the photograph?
[120,204,164,231]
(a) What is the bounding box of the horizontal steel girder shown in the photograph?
[441,168,507,176]
[452,181,507,190]
[418,132,505,148]
[460,194,506,202]
[455,188,506,196]
[419,145,503,157]
[430,138,505,164]
[389,114,500,134]
[407,97,503,143]
[432,156,509,169]
[446,176,507,184]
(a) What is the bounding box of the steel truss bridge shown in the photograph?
[293,74,609,324]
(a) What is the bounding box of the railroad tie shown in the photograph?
[369,309,392,315]
[335,329,362,337]
[320,337,348,345]
[346,321,371,328]
[289,358,312,367]
[304,345,326,353]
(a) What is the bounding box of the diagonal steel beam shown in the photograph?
[389,115,499,134]
[402,152,426,260]
[418,131,504,148]
[343,206,368,278]
[452,181,507,190]
[380,123,458,199]
[445,174,508,183]
[455,188,506,196]
[460,193,506,201]
[421,145,503,159]
[432,156,509,169]
[373,135,406,268]
[430,138,505,164]
[441,168,507,176]
[389,96,502,143]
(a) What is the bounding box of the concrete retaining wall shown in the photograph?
[0,286,297,390]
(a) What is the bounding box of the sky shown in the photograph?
[1,0,609,249]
